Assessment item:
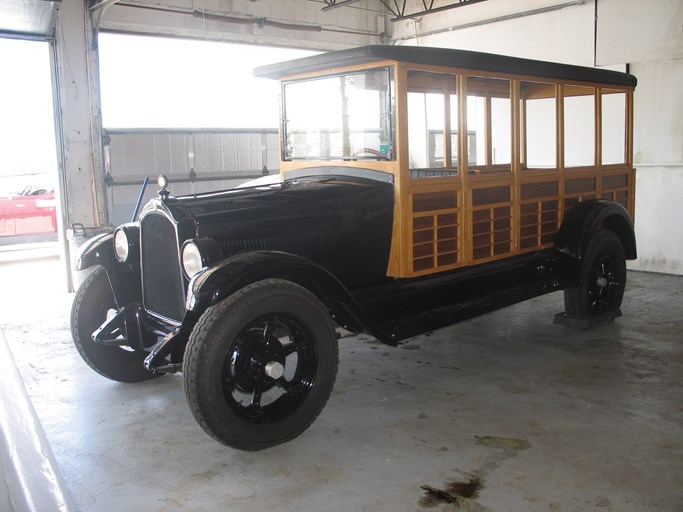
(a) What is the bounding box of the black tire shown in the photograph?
[71,266,160,383]
[564,230,626,318]
[183,279,338,451]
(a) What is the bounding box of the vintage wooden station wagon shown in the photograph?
[72,45,637,450]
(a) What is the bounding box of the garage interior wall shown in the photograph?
[52,0,682,276]
[104,129,280,225]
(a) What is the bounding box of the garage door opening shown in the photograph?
[98,34,317,130]
[0,38,60,250]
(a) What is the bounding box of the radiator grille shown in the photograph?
[141,211,186,322]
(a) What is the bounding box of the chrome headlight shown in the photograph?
[113,224,139,263]
[181,242,203,278]
[157,174,169,189]
[181,238,221,279]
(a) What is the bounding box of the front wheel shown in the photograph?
[183,279,338,451]
[564,230,626,319]
[71,266,160,383]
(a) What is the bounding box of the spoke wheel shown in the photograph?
[564,230,626,319]
[222,316,317,423]
[183,279,338,451]
[586,254,620,314]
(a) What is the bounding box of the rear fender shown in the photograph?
[186,250,392,343]
[554,200,637,262]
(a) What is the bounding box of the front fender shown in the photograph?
[74,233,115,272]
[186,250,394,344]
[554,200,637,261]
[73,232,141,306]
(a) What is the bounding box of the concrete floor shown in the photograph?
[1,254,682,512]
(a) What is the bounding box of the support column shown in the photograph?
[54,0,108,230]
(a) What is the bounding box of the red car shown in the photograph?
[0,185,57,238]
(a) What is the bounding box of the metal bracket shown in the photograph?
[553,309,622,330]
[143,326,192,374]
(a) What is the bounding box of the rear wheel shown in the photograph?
[71,266,160,383]
[183,279,338,451]
[564,230,626,318]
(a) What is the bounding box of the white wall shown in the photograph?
[390,0,683,275]
[391,0,595,64]
[631,59,683,275]
[598,1,683,275]
[597,0,683,65]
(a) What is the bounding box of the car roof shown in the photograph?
[253,45,637,88]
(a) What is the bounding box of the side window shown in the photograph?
[564,86,595,167]
[467,76,511,171]
[407,70,459,177]
[407,92,444,168]
[601,89,626,165]
[521,81,557,169]
[448,99,459,167]
[467,93,486,166]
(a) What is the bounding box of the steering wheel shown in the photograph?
[352,148,388,159]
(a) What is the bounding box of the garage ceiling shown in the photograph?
[0,0,59,40]
[0,0,515,55]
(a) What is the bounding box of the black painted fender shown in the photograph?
[73,232,142,306]
[554,200,637,262]
[186,250,394,344]
[74,233,115,272]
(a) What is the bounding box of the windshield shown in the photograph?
[282,67,394,161]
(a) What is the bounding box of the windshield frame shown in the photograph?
[280,66,395,162]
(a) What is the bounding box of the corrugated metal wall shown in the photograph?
[105,128,279,224]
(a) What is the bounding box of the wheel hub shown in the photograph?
[265,361,285,380]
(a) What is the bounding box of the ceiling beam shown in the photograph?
[321,0,363,11]
[379,0,488,22]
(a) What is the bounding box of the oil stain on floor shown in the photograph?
[419,476,492,511]
[419,436,531,510]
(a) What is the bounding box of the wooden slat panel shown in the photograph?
[519,197,560,250]
[521,181,559,200]
[565,177,596,195]
[601,172,630,210]
[472,185,509,206]
[602,174,628,189]
[413,190,458,212]
[410,188,461,274]
[469,185,513,262]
